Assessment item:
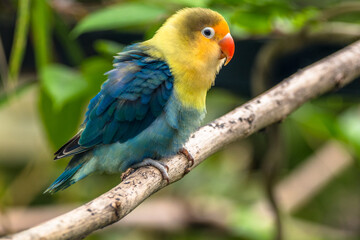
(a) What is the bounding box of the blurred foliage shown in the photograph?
[8,0,30,84]
[41,64,88,109]
[72,3,168,36]
[0,0,360,239]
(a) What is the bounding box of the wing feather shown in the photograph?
[54,44,173,159]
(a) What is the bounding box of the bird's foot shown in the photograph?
[179,147,194,174]
[130,159,170,184]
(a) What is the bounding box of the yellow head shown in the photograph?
[145,8,235,110]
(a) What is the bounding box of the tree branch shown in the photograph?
[5,40,360,240]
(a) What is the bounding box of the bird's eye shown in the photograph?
[201,27,215,39]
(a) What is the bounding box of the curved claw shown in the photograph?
[130,159,169,184]
[179,148,194,174]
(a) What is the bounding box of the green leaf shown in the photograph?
[72,3,167,36]
[80,57,112,96]
[165,0,210,7]
[290,103,337,140]
[31,0,52,71]
[94,40,125,57]
[144,21,164,40]
[291,7,319,30]
[230,205,274,240]
[338,106,360,161]
[232,11,272,34]
[40,64,88,110]
[39,88,86,149]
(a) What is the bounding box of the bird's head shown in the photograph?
[144,8,235,109]
[148,8,235,72]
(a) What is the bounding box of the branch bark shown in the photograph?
[5,40,360,240]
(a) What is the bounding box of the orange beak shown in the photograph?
[218,33,235,66]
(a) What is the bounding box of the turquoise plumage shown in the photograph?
[45,8,234,193]
[45,44,204,193]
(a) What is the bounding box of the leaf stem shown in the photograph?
[8,0,31,87]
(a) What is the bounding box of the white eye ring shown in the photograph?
[201,27,215,39]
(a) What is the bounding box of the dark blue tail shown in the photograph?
[44,163,83,194]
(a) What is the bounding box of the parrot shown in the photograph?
[45,7,235,193]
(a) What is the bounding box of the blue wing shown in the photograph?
[54,44,174,159]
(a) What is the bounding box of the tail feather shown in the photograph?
[44,163,84,194]
[54,131,91,160]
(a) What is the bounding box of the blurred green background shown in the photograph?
[0,0,360,239]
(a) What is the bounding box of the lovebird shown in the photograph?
[45,8,235,193]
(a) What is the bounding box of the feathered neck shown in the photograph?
[141,37,224,110]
